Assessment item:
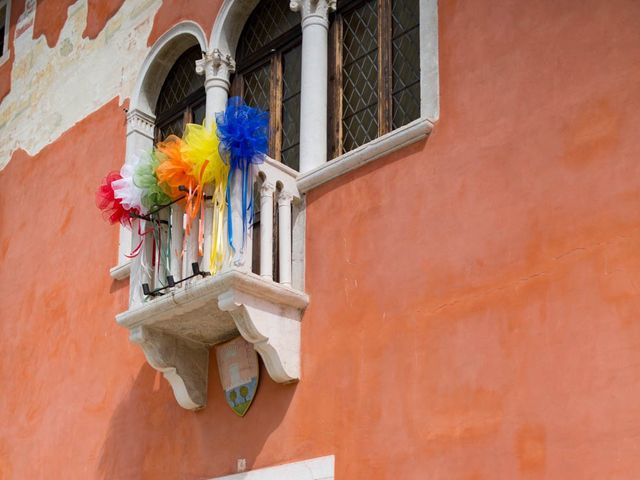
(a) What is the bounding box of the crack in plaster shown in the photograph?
[428,230,640,315]
[0,0,162,170]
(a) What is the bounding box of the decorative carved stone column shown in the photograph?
[290,0,336,173]
[196,48,236,124]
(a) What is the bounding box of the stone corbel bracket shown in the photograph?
[116,270,309,410]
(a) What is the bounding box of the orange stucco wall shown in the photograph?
[1,0,640,478]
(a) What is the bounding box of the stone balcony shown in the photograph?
[115,157,307,410]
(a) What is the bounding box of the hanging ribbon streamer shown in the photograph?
[215,97,269,254]
[181,122,229,273]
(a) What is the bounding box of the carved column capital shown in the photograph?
[196,48,236,91]
[126,108,155,140]
[276,190,294,206]
[290,0,336,29]
[260,181,276,197]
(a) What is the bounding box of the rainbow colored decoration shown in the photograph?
[96,97,269,279]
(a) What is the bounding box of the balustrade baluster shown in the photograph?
[260,182,275,280]
[170,203,185,283]
[277,190,293,286]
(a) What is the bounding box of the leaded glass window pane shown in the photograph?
[392,0,421,129]
[236,0,300,60]
[342,0,379,153]
[243,62,271,113]
[281,45,302,171]
[155,46,204,117]
[235,0,302,169]
[159,114,186,140]
[155,45,205,141]
[192,101,206,126]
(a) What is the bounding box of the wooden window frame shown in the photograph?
[155,88,206,142]
[329,0,416,159]
[232,29,301,164]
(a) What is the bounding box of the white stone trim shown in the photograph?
[109,260,131,280]
[420,0,440,123]
[0,0,11,65]
[210,0,261,57]
[130,21,208,115]
[209,455,335,480]
[297,118,433,193]
[292,0,335,174]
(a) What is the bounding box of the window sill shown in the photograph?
[110,260,131,280]
[297,118,434,193]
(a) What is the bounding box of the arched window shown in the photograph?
[233,0,302,171]
[233,0,421,169]
[329,0,421,157]
[155,45,206,140]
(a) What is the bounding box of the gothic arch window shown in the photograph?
[155,45,206,140]
[328,0,421,157]
[232,0,302,171]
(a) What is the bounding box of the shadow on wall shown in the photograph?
[98,355,296,479]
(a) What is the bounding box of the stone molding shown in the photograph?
[126,108,155,141]
[209,455,335,480]
[297,118,434,193]
[116,269,308,410]
[196,48,236,90]
[290,0,336,28]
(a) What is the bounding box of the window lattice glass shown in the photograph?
[159,115,186,140]
[235,0,302,170]
[342,0,379,153]
[236,0,300,60]
[330,0,421,158]
[281,45,302,171]
[155,46,205,140]
[243,62,271,113]
[392,0,421,129]
[156,46,204,118]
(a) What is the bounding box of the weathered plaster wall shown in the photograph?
[1,0,640,479]
[0,0,163,170]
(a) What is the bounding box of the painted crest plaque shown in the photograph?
[215,336,259,416]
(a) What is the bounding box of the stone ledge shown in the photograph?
[109,260,131,280]
[297,118,434,193]
[116,269,308,410]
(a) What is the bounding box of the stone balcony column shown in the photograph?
[290,0,336,173]
[196,49,236,126]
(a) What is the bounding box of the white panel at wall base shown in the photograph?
[209,456,335,480]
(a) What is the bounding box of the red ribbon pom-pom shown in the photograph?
[96,171,135,226]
